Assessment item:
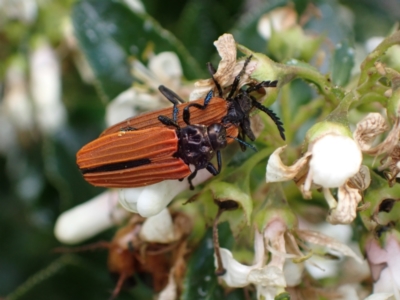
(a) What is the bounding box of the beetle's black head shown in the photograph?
[207,124,227,150]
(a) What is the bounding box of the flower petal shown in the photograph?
[295,229,363,264]
[248,266,286,287]
[366,237,389,265]
[283,259,304,287]
[364,293,395,300]
[257,6,297,39]
[54,191,128,244]
[266,146,311,182]
[348,165,371,191]
[354,113,389,152]
[106,88,160,126]
[119,170,212,217]
[140,208,176,243]
[30,40,66,134]
[190,34,255,100]
[326,184,362,224]
[309,134,362,188]
[385,234,400,290]
[212,33,237,87]
[357,114,400,156]
[216,248,254,287]
[157,272,177,300]
[148,52,183,89]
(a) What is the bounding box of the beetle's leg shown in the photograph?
[183,90,214,125]
[187,169,198,190]
[207,62,223,97]
[240,117,255,142]
[207,61,217,75]
[158,115,180,129]
[227,55,253,100]
[206,151,222,175]
[159,85,185,122]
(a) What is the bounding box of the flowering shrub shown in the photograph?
[1,0,400,299]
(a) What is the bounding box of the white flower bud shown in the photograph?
[54,191,128,244]
[119,169,212,217]
[30,40,66,134]
[309,134,362,188]
[139,208,175,243]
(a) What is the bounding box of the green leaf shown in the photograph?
[174,0,244,66]
[72,0,203,101]
[331,41,355,86]
[182,222,234,300]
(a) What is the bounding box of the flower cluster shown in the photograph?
[54,13,400,300]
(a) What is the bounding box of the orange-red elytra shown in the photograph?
[77,117,229,189]
[77,127,192,188]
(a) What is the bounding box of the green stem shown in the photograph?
[351,92,388,109]
[358,31,400,86]
[326,92,355,125]
[280,62,341,105]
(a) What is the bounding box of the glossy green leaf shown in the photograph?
[331,41,355,86]
[174,0,244,65]
[72,0,203,101]
[182,222,234,300]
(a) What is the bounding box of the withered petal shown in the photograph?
[326,184,362,225]
[266,146,312,183]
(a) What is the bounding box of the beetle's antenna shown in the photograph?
[227,135,257,152]
[251,101,285,141]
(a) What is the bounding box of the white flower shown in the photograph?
[216,214,363,299]
[364,293,395,300]
[216,230,265,288]
[218,248,258,287]
[366,233,400,299]
[217,220,289,300]
[119,169,212,217]
[139,208,176,243]
[54,191,128,244]
[30,39,66,134]
[3,56,34,131]
[307,134,362,188]
[106,88,160,127]
[266,124,368,224]
[257,6,297,40]
[0,0,37,24]
[106,51,185,127]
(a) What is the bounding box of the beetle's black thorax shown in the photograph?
[223,93,252,124]
[222,93,256,141]
[177,124,227,169]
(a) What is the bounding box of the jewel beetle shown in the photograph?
[77,103,232,189]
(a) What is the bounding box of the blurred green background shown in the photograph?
[0,0,399,299]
